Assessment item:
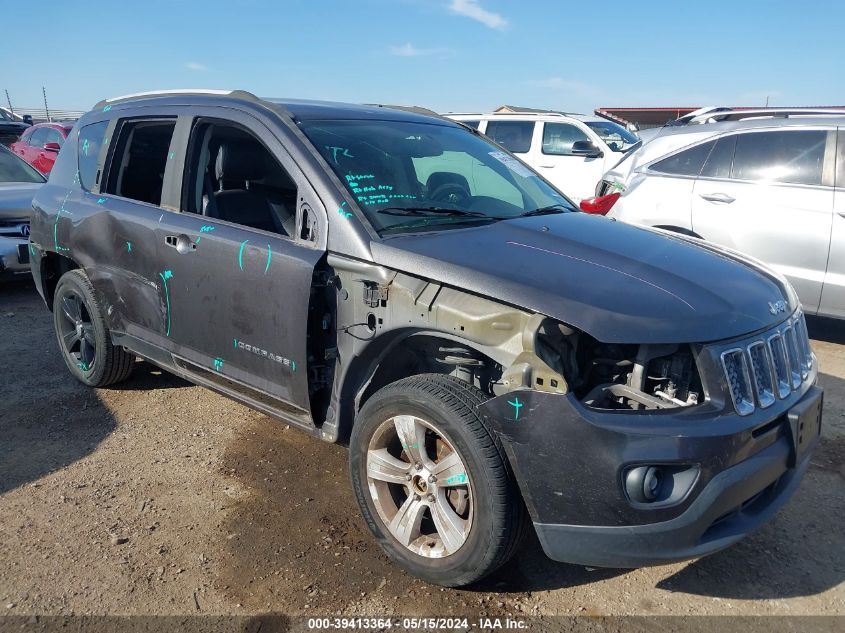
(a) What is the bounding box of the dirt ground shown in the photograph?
[0,280,843,625]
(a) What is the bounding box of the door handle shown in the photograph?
[165,234,197,253]
[700,192,735,204]
[538,163,555,168]
[837,210,845,218]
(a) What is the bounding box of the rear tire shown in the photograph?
[52,269,134,387]
[349,374,526,586]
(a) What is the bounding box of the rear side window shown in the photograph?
[104,119,176,206]
[650,140,715,176]
[485,121,534,153]
[460,120,480,129]
[731,130,826,186]
[700,135,736,179]
[837,128,845,188]
[78,121,108,191]
[541,123,590,156]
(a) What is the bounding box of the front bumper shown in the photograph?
[478,382,822,568]
[0,236,30,278]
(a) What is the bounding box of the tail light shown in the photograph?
[579,192,620,215]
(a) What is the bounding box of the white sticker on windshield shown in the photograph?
[488,151,534,179]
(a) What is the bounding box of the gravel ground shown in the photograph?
[0,281,842,625]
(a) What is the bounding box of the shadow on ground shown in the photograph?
[0,282,186,494]
[807,315,845,345]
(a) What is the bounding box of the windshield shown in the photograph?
[299,119,575,235]
[584,121,640,152]
[0,146,45,183]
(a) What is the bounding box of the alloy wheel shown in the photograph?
[366,414,473,558]
[57,292,97,371]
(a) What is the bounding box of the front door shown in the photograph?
[531,121,601,202]
[691,129,834,313]
[155,113,326,422]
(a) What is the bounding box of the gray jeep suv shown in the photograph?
[29,90,821,586]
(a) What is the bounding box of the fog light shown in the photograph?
[642,466,662,500]
[623,463,700,507]
[626,465,663,503]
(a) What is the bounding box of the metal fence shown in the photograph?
[8,107,86,124]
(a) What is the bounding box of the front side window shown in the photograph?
[650,140,715,176]
[731,130,827,186]
[104,119,176,206]
[183,120,298,236]
[484,121,535,153]
[541,123,590,156]
[28,127,49,147]
[584,120,640,152]
[78,121,109,191]
[44,128,64,146]
[299,119,574,235]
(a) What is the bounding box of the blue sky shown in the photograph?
[4,0,843,114]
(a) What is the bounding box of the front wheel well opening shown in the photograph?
[344,335,502,439]
[654,225,703,239]
[40,251,80,310]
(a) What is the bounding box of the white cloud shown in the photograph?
[448,0,507,30]
[389,42,454,58]
[185,62,207,71]
[529,77,601,98]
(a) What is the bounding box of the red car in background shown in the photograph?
[10,122,75,175]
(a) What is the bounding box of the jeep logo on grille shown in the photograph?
[19,224,30,238]
[768,300,787,315]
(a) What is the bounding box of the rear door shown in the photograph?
[532,121,600,202]
[819,128,845,317]
[691,128,834,313]
[83,114,182,343]
[153,108,327,425]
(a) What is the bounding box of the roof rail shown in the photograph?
[691,107,845,124]
[93,89,261,109]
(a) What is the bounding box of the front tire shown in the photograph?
[349,374,526,586]
[52,269,134,387]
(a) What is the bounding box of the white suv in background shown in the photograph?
[445,111,640,202]
[597,116,845,319]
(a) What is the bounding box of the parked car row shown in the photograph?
[23,90,820,587]
[0,144,45,279]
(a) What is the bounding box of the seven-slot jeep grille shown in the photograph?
[721,311,813,416]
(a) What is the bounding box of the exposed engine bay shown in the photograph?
[494,317,703,411]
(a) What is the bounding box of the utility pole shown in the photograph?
[4,90,12,113]
[42,86,51,122]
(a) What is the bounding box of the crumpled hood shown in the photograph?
[0,183,41,222]
[371,213,793,344]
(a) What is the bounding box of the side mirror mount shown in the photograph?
[22,115,33,125]
[43,142,61,152]
[570,140,603,158]
[627,122,640,133]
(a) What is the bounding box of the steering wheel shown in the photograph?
[430,182,471,207]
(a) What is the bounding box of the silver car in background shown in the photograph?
[597,116,845,319]
[0,144,44,280]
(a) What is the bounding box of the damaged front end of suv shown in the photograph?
[339,211,822,571]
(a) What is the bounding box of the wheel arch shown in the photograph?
[654,224,703,239]
[39,250,81,311]
[334,329,502,443]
